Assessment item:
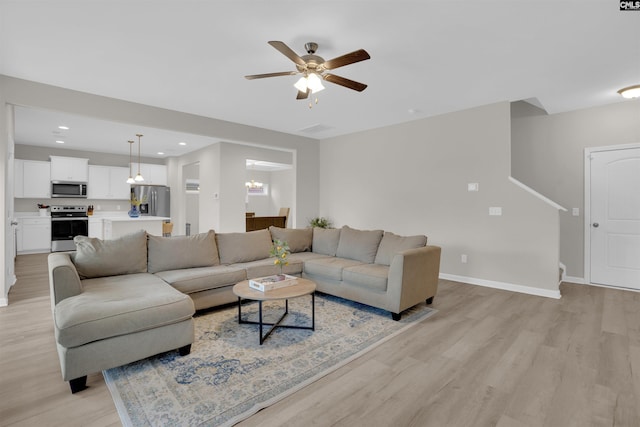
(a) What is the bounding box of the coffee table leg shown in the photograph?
[312,292,315,331]
[237,297,242,324]
[259,301,264,345]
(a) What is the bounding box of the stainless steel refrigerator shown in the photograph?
[131,185,170,217]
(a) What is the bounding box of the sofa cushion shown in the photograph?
[304,256,364,281]
[216,229,273,264]
[232,258,304,279]
[374,232,428,265]
[147,230,220,274]
[335,226,384,264]
[54,273,194,348]
[155,265,247,294]
[72,231,147,279]
[343,264,389,292]
[312,228,341,256]
[269,226,313,253]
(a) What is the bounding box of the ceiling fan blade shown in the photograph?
[245,71,297,80]
[268,41,306,67]
[322,49,370,70]
[296,89,310,100]
[323,74,368,92]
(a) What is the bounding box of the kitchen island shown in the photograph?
[89,214,170,239]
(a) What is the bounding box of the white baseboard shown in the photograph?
[0,297,7,307]
[439,273,562,299]
[563,276,585,285]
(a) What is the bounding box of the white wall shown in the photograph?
[320,102,561,296]
[270,168,295,226]
[511,99,640,279]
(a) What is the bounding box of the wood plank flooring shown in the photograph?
[1,253,639,426]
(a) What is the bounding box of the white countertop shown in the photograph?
[15,212,51,218]
[100,215,170,222]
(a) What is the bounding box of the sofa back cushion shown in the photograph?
[335,226,384,264]
[269,226,313,253]
[216,229,273,264]
[73,230,148,279]
[147,230,220,274]
[374,231,428,265]
[312,227,341,256]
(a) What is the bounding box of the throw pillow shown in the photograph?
[216,229,273,264]
[73,230,148,279]
[312,227,341,256]
[147,230,220,274]
[374,231,428,265]
[269,226,313,253]
[335,225,384,264]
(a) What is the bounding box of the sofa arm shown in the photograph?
[48,253,83,308]
[388,245,441,312]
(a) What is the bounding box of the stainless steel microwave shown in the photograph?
[51,181,88,198]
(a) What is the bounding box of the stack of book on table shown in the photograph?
[249,274,298,292]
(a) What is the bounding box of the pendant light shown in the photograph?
[134,133,144,182]
[126,140,135,184]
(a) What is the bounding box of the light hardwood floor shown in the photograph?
[1,253,639,426]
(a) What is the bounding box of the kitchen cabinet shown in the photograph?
[88,217,104,239]
[130,163,167,186]
[88,165,130,199]
[50,156,89,182]
[17,217,51,253]
[103,216,167,239]
[14,159,51,198]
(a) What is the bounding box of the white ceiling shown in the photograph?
[2,1,639,158]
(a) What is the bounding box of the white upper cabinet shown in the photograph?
[130,163,167,186]
[50,156,89,182]
[88,165,131,200]
[15,159,51,198]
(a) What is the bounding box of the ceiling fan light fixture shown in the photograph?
[618,85,640,99]
[307,73,325,93]
[294,77,308,92]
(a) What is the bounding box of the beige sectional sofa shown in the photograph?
[48,226,440,393]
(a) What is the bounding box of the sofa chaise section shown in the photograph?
[48,231,195,393]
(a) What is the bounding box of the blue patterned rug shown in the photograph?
[103,293,437,426]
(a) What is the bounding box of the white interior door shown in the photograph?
[590,147,640,289]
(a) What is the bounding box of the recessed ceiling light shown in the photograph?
[179,142,187,146]
[157,152,165,155]
[55,140,65,144]
[58,125,69,130]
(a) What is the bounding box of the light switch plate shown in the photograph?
[572,208,579,216]
[489,207,502,216]
[467,183,479,192]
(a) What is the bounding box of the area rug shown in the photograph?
[103,293,437,426]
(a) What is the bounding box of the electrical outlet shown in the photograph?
[116,205,120,210]
[572,208,579,216]
[461,254,468,263]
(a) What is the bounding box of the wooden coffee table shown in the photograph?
[233,278,316,345]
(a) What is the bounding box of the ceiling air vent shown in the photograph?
[298,123,334,134]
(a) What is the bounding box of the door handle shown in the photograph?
[10,220,18,226]
[593,222,599,228]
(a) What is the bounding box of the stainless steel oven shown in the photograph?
[51,205,88,252]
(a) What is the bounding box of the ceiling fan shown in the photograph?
[245,41,370,100]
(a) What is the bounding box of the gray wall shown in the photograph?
[511,99,640,278]
[0,75,319,303]
[319,102,562,294]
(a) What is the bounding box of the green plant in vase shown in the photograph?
[270,239,290,277]
[129,194,148,218]
[309,217,332,228]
